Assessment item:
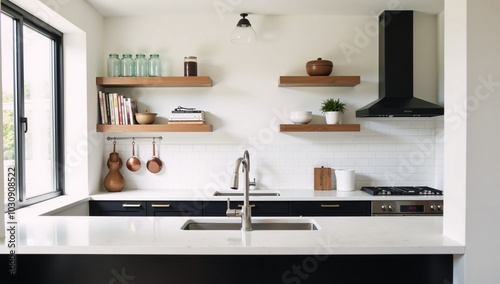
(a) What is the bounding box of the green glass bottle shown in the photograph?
[107,54,121,77]
[135,54,148,77]
[148,54,161,77]
[121,54,134,77]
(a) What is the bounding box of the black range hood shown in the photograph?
[356,10,444,117]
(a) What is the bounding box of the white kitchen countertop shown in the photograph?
[1,215,463,255]
[90,188,444,201]
[1,190,454,256]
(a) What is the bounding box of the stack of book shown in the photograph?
[98,91,138,125]
[169,107,205,124]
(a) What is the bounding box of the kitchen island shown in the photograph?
[1,190,457,283]
[1,209,463,283]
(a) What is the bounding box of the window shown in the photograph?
[2,0,64,208]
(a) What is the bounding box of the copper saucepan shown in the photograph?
[147,140,163,174]
[107,141,123,169]
[126,140,141,172]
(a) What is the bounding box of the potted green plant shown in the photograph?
[320,98,346,124]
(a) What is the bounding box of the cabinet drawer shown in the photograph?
[203,201,289,216]
[290,201,370,216]
[89,201,147,216]
[146,201,203,216]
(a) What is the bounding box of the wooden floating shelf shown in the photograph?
[96,124,212,133]
[278,76,360,87]
[279,124,360,132]
[96,76,213,87]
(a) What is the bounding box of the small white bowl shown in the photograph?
[290,111,312,124]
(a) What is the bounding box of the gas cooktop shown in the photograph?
[360,186,443,196]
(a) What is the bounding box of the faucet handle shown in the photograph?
[249,178,256,187]
[226,198,242,217]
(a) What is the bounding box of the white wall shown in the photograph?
[96,13,443,192]
[444,0,500,282]
[38,0,104,196]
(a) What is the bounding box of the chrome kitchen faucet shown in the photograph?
[226,150,252,231]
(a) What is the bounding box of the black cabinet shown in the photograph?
[3,254,453,284]
[203,201,289,216]
[90,201,203,216]
[290,201,370,216]
[90,200,370,217]
[146,201,202,216]
[89,200,147,216]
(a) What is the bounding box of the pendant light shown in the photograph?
[231,13,257,44]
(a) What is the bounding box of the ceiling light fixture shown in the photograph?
[231,13,257,44]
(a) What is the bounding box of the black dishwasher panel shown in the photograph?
[290,201,370,216]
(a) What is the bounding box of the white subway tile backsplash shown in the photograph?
[313,144,329,152]
[390,128,419,136]
[397,121,411,128]
[410,121,427,128]
[101,118,442,191]
[179,144,193,152]
[312,159,330,167]
[417,128,434,136]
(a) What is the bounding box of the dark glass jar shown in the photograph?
[184,56,197,76]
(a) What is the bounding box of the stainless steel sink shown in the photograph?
[181,219,319,230]
[213,191,281,197]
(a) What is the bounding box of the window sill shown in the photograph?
[9,195,90,218]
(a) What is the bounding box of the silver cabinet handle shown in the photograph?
[238,204,256,208]
[321,204,340,208]
[151,204,171,208]
[122,204,141,208]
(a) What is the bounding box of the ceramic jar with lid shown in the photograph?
[306,58,333,76]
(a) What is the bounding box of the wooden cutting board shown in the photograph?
[314,167,332,190]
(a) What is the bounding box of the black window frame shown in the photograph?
[2,0,64,208]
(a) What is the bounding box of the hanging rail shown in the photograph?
[107,136,162,141]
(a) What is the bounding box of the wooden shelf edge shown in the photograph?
[96,124,213,132]
[279,124,360,132]
[96,76,213,87]
[278,76,360,87]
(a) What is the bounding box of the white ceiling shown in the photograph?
[85,0,444,17]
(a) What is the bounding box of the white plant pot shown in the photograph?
[325,111,341,124]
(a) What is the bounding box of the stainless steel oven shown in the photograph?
[371,200,443,216]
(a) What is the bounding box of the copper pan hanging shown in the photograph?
[126,140,141,172]
[146,139,162,174]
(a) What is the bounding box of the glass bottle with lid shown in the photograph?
[135,54,148,77]
[184,56,197,76]
[148,54,161,77]
[121,54,135,77]
[107,54,121,77]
